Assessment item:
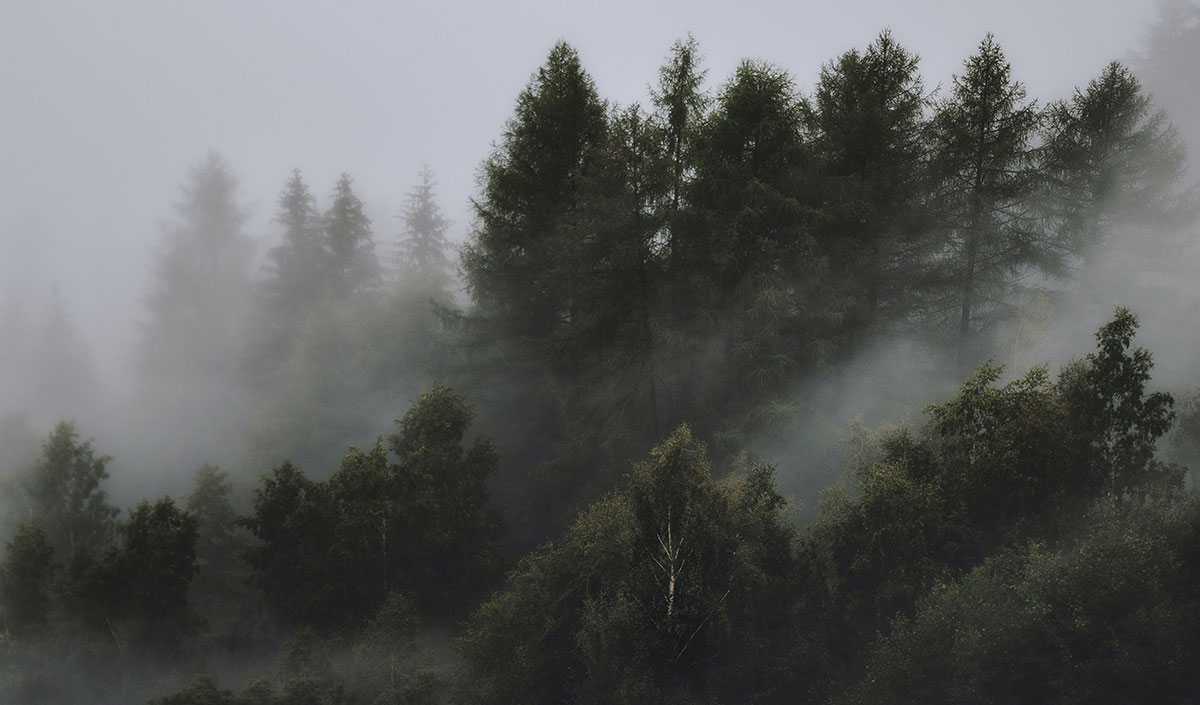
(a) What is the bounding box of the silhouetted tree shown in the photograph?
[141,152,254,381]
[325,172,379,296]
[927,35,1053,349]
[395,165,453,292]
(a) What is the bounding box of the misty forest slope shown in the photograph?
[3,6,1200,705]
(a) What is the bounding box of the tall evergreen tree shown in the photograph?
[684,60,828,440]
[459,41,609,534]
[325,172,379,296]
[927,35,1052,348]
[141,152,254,381]
[395,165,453,292]
[461,41,607,353]
[35,287,95,421]
[1135,0,1200,170]
[651,34,709,309]
[808,30,932,338]
[1042,62,1191,263]
[257,169,329,368]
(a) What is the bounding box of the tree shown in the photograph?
[21,422,117,558]
[683,59,829,441]
[1042,62,1191,264]
[1057,307,1179,498]
[462,426,795,705]
[807,30,933,337]
[141,152,254,381]
[185,464,252,641]
[927,35,1053,349]
[461,40,607,351]
[0,524,55,636]
[245,386,502,629]
[844,499,1200,705]
[108,497,200,653]
[651,34,709,317]
[242,461,338,630]
[793,308,1180,700]
[325,172,379,296]
[395,165,453,293]
[257,169,330,369]
[458,41,609,539]
[1135,0,1200,172]
[388,385,503,614]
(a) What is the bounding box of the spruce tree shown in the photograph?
[395,165,453,292]
[141,152,254,381]
[325,172,379,296]
[258,168,329,367]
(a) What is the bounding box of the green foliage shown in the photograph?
[683,59,832,447]
[1042,62,1190,260]
[0,524,55,635]
[109,498,201,653]
[1057,308,1181,497]
[389,386,503,613]
[463,425,795,705]
[927,34,1053,343]
[798,309,1179,697]
[462,40,607,346]
[807,30,932,336]
[257,169,330,371]
[844,498,1200,705]
[243,275,446,475]
[21,421,118,558]
[245,386,501,629]
[325,172,379,296]
[243,461,338,629]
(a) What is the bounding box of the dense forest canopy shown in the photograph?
[2,4,1200,703]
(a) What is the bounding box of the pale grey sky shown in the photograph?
[0,0,1165,378]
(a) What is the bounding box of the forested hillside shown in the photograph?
[2,6,1200,704]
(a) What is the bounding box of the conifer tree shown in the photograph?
[927,35,1053,346]
[325,172,379,296]
[141,152,254,380]
[808,30,932,337]
[396,165,453,293]
[461,41,607,353]
[1042,62,1191,262]
[258,169,329,366]
[685,60,829,438]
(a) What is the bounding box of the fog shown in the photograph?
[4,1,1200,703]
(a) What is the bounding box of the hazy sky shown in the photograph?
[0,0,1164,376]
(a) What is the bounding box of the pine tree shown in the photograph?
[258,169,329,366]
[808,30,932,338]
[461,41,607,352]
[35,287,95,420]
[651,34,709,308]
[927,35,1053,347]
[141,152,254,381]
[325,172,379,296]
[395,165,453,292]
[1042,62,1192,262]
[685,60,828,439]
